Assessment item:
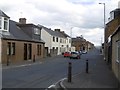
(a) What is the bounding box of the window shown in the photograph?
[56,37,58,42]
[0,17,1,29]
[28,44,32,59]
[69,39,71,43]
[53,37,55,42]
[7,42,11,55]
[37,44,41,56]
[11,43,15,55]
[116,41,120,63]
[4,18,8,30]
[60,39,62,43]
[7,42,15,55]
[34,28,40,35]
[37,45,39,55]
[53,47,55,50]
[110,11,114,20]
[39,45,41,55]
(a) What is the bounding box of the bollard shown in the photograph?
[68,62,72,82]
[33,55,35,62]
[86,60,88,73]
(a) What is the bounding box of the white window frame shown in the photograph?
[34,28,40,35]
[110,11,114,20]
[116,41,120,63]
[4,17,8,31]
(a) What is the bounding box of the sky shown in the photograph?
[0,0,119,46]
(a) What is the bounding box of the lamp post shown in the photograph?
[99,3,105,30]
[99,3,106,60]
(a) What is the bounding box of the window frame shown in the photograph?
[37,44,42,56]
[37,44,40,55]
[7,42,11,55]
[53,36,55,42]
[4,17,8,31]
[34,28,40,35]
[56,37,58,42]
[11,43,15,55]
[116,41,120,63]
[39,45,41,55]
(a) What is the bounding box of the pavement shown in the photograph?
[53,49,120,90]
[2,55,61,69]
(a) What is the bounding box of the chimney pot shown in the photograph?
[55,29,60,32]
[19,18,26,24]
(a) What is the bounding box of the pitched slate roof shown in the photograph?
[1,20,45,43]
[0,10,10,18]
[40,25,66,38]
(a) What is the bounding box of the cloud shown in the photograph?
[0,0,119,46]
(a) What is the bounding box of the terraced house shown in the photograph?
[111,26,120,85]
[71,36,94,52]
[40,27,72,57]
[0,10,45,64]
[105,7,120,85]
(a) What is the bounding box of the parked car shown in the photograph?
[70,51,80,59]
[64,52,71,57]
[82,51,87,54]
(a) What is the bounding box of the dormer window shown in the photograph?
[110,11,114,20]
[4,17,8,31]
[0,10,10,31]
[34,28,40,35]
[0,17,9,31]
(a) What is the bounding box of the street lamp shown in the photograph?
[99,3,105,29]
[99,2,106,60]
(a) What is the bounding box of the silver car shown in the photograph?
[70,51,80,59]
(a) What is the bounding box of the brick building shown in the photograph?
[0,10,45,64]
[105,8,120,66]
[72,36,94,52]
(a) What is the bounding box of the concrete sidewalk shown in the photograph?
[59,50,119,89]
[2,55,62,69]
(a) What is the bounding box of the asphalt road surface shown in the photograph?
[2,48,98,88]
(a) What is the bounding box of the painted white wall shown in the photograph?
[51,36,61,55]
[41,28,72,55]
[41,28,51,53]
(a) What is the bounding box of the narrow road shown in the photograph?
[2,48,100,88]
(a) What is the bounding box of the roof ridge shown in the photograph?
[0,9,10,18]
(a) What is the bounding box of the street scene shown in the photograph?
[0,0,120,90]
[2,48,118,89]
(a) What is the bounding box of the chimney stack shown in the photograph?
[61,31,65,33]
[55,29,60,32]
[19,18,26,24]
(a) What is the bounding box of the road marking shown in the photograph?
[60,78,67,90]
[48,85,56,88]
